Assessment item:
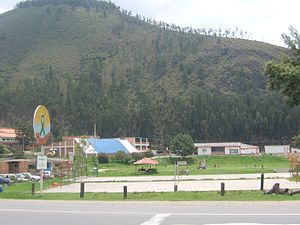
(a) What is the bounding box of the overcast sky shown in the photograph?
[0,0,299,47]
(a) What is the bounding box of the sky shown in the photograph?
[0,0,299,47]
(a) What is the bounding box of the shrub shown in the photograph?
[97,153,109,164]
[131,152,144,161]
[113,151,131,164]
[143,151,154,158]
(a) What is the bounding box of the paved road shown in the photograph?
[1,200,300,225]
[45,173,299,193]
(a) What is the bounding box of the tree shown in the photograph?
[15,121,35,150]
[73,141,87,177]
[265,26,300,106]
[0,144,5,156]
[293,134,300,148]
[170,133,194,157]
[113,151,131,164]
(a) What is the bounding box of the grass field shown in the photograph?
[96,155,290,177]
[1,188,300,201]
[0,155,293,201]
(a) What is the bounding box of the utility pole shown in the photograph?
[94,123,97,138]
[22,134,25,152]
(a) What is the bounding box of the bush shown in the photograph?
[113,151,131,164]
[97,153,109,164]
[143,151,154,158]
[131,152,144,161]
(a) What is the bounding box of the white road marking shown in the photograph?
[140,214,171,225]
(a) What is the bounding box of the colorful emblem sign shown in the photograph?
[33,105,51,145]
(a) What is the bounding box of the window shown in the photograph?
[28,164,35,169]
[211,147,225,153]
[230,149,239,155]
[202,149,207,153]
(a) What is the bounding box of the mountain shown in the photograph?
[0,0,299,147]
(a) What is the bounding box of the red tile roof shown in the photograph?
[133,157,159,165]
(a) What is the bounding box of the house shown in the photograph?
[122,137,150,152]
[264,145,290,155]
[195,142,259,155]
[0,128,18,145]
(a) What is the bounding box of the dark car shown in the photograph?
[0,176,12,185]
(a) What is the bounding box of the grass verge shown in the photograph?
[1,190,300,201]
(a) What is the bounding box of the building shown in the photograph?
[43,137,138,158]
[123,137,150,152]
[264,145,290,155]
[86,138,138,154]
[195,142,259,155]
[0,128,17,145]
[0,159,35,174]
[43,137,77,158]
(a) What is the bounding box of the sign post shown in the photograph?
[37,154,47,194]
[33,105,51,194]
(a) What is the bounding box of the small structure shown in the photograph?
[195,142,259,155]
[133,157,159,173]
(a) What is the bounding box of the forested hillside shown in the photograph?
[0,0,299,147]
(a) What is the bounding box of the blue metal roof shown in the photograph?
[87,139,130,154]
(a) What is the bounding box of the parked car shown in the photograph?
[16,174,29,182]
[43,171,54,179]
[0,175,12,185]
[21,173,40,182]
[4,174,16,181]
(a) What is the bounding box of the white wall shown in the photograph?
[265,145,290,154]
[240,148,258,155]
[225,147,240,155]
[197,147,211,155]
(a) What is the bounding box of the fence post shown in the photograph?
[123,186,127,199]
[221,182,225,196]
[80,183,85,198]
[260,173,264,191]
[174,184,178,192]
[31,183,35,196]
[274,183,280,195]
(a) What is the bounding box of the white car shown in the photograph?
[43,171,54,179]
[21,173,41,182]
[16,174,29,182]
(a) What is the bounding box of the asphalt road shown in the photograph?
[1,200,300,225]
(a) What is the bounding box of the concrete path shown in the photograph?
[72,173,292,183]
[44,173,300,193]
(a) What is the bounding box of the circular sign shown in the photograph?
[33,105,51,145]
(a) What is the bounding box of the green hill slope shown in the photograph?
[0,0,299,146]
